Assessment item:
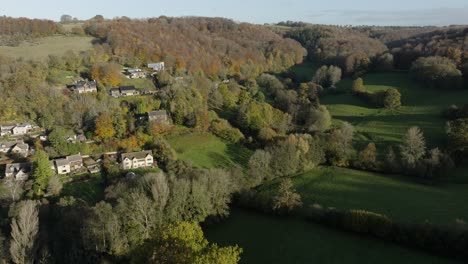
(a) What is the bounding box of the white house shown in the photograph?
[120,150,154,170]
[0,140,29,157]
[147,62,165,71]
[52,154,84,174]
[0,123,33,136]
[5,163,32,180]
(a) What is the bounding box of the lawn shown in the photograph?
[319,71,468,150]
[205,209,459,264]
[166,132,252,169]
[259,167,468,225]
[61,173,105,205]
[0,35,94,61]
[121,77,156,90]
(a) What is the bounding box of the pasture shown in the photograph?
[318,72,468,150]
[259,167,468,225]
[166,132,252,169]
[205,209,459,264]
[0,35,94,61]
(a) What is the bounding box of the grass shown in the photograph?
[205,209,459,264]
[259,167,468,225]
[121,77,156,90]
[318,72,468,150]
[61,173,105,205]
[287,61,321,83]
[166,132,252,169]
[0,35,94,61]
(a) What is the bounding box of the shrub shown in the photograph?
[383,88,401,109]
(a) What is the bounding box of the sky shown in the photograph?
[2,0,468,26]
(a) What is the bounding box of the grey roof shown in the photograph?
[67,154,82,163]
[55,158,69,167]
[121,150,152,161]
[148,110,168,117]
[14,143,29,150]
[0,141,17,149]
[6,163,31,173]
[119,86,136,91]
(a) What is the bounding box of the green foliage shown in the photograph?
[351,78,365,94]
[134,222,242,264]
[447,118,468,157]
[32,150,54,195]
[306,105,332,132]
[411,56,462,89]
[210,118,245,143]
[383,88,401,109]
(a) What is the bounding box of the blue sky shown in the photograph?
[3,0,468,26]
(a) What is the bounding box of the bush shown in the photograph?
[383,88,401,109]
[210,119,244,143]
[343,210,393,238]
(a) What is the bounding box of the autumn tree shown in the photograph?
[90,62,122,87]
[47,175,63,196]
[273,179,302,213]
[9,200,39,264]
[355,143,378,170]
[94,112,116,141]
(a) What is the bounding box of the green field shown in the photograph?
[121,77,156,90]
[0,35,94,61]
[167,132,252,169]
[319,72,468,149]
[61,173,105,205]
[206,209,459,264]
[259,167,468,225]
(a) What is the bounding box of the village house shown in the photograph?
[1,123,33,137]
[147,110,171,125]
[52,154,84,175]
[109,86,139,97]
[147,62,165,71]
[69,80,97,94]
[5,163,32,180]
[66,134,87,143]
[120,150,154,170]
[0,140,29,157]
[125,68,146,79]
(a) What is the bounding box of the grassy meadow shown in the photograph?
[205,209,459,264]
[319,71,468,149]
[166,132,252,169]
[258,167,468,225]
[0,35,94,61]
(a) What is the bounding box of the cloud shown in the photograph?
[308,7,468,26]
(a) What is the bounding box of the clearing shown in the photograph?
[259,167,468,225]
[166,132,252,169]
[0,35,94,61]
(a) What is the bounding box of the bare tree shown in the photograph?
[400,126,426,167]
[46,175,62,196]
[1,179,23,202]
[9,200,39,264]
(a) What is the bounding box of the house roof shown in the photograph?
[13,143,29,150]
[6,163,31,173]
[119,86,136,91]
[55,158,69,167]
[67,154,82,163]
[148,110,168,118]
[121,150,152,161]
[0,141,18,149]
